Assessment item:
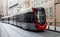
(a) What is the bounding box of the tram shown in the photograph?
[1,7,46,31]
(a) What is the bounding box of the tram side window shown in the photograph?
[16,15,20,22]
[31,13,35,23]
[26,12,35,23]
[2,19,4,21]
[8,17,10,21]
[24,14,27,22]
[27,13,31,23]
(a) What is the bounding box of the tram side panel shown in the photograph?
[15,13,29,29]
[15,12,37,30]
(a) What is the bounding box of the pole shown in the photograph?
[54,4,56,31]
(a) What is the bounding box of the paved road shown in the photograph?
[0,22,60,37]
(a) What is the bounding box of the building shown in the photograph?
[1,0,18,16]
[2,0,8,16]
[39,0,60,28]
[1,0,60,27]
[54,0,60,27]
[18,0,25,11]
[0,0,3,17]
[8,0,18,16]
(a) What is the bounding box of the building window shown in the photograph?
[57,0,60,1]
[45,0,47,2]
[54,0,56,3]
[45,0,48,2]
[42,0,44,3]
[45,8,49,19]
[49,22,52,25]
[39,0,42,4]
[48,7,53,19]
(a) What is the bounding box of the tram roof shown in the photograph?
[1,6,44,18]
[13,6,44,16]
[11,7,32,16]
[1,7,32,18]
[1,15,14,19]
[1,16,9,18]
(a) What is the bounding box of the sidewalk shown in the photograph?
[46,25,60,32]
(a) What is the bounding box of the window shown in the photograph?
[45,8,48,19]
[55,0,60,2]
[45,0,48,2]
[57,0,60,1]
[54,0,56,3]
[45,7,53,19]
[48,7,53,19]
[35,8,46,25]
[39,0,42,4]
[36,0,41,6]
[42,0,44,3]
[49,22,52,25]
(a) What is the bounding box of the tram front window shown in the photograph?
[35,9,46,25]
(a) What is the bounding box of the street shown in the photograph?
[0,22,60,37]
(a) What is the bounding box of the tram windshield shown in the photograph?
[35,8,46,25]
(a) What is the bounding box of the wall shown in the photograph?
[55,2,60,27]
[8,4,18,16]
[0,0,2,17]
[8,0,18,16]
[2,0,8,16]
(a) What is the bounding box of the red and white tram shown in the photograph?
[1,7,46,31]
